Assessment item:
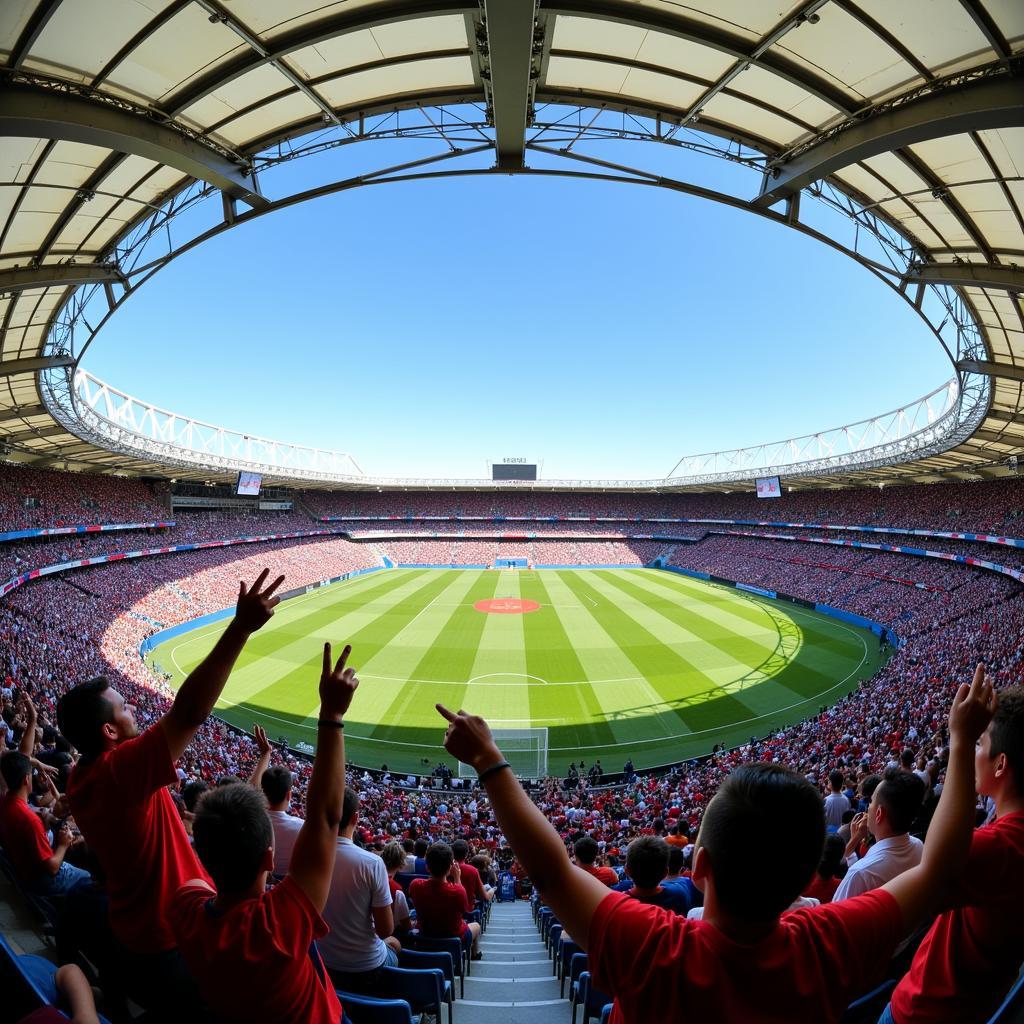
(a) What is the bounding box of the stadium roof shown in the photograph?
[0,0,1022,491]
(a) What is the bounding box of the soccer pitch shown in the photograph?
[150,568,885,775]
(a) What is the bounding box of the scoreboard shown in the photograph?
[493,458,538,481]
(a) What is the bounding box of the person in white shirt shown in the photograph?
[258,765,304,875]
[823,769,851,830]
[320,789,399,989]
[834,767,927,901]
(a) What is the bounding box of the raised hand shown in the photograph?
[235,569,285,634]
[436,705,503,773]
[949,662,998,745]
[320,643,359,720]
[253,724,271,757]
[849,811,869,847]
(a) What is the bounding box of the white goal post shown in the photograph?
[458,727,548,779]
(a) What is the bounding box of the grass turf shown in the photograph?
[148,568,885,775]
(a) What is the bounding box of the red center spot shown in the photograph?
[474,598,541,615]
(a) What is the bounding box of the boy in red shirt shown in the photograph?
[170,641,360,1024]
[884,686,1024,1024]
[409,842,483,959]
[437,663,996,1024]
[57,569,284,1019]
[452,838,490,905]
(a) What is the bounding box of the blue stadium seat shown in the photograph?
[378,965,451,1024]
[397,948,455,1022]
[838,979,896,1024]
[577,971,613,1024]
[407,933,467,996]
[986,970,1024,1024]
[558,939,583,997]
[396,871,429,896]
[338,989,414,1024]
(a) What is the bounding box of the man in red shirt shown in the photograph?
[170,640,360,1024]
[885,686,1024,1024]
[0,751,90,897]
[574,835,618,885]
[409,843,482,959]
[452,838,490,905]
[437,663,996,1024]
[57,569,284,1020]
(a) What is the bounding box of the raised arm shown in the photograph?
[883,663,996,931]
[438,704,610,948]
[160,569,284,762]
[289,643,358,913]
[247,725,272,788]
[18,695,38,756]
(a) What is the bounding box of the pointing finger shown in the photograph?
[436,703,459,723]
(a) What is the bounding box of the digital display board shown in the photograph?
[755,475,782,499]
[236,471,263,496]
[493,463,538,481]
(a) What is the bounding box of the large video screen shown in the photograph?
[236,471,263,496]
[755,475,782,499]
[493,463,538,481]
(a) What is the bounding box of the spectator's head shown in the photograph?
[339,788,359,834]
[900,748,915,770]
[57,677,137,758]
[426,842,454,878]
[977,686,1024,801]
[626,836,670,891]
[868,768,926,839]
[192,784,273,896]
[817,833,847,880]
[828,769,843,793]
[402,839,414,854]
[216,775,244,788]
[181,780,209,814]
[859,773,881,803]
[574,835,599,866]
[666,845,685,877]
[693,763,824,923]
[381,842,407,874]
[452,839,470,863]
[414,839,428,858]
[260,766,293,809]
[0,751,31,793]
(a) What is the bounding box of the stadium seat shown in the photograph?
[577,971,613,1024]
[599,1005,613,1024]
[377,965,450,1024]
[985,970,1024,1024]
[337,990,414,1024]
[396,871,429,896]
[568,954,589,1024]
[559,939,583,997]
[407,934,467,997]
[397,948,455,1022]
[838,979,896,1024]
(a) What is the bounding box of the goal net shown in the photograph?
[458,727,548,779]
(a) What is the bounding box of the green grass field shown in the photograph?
[148,568,885,775]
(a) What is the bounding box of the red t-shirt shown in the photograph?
[171,875,341,1024]
[803,873,841,905]
[67,724,207,952]
[457,860,486,903]
[589,888,903,1024]
[409,876,472,937]
[891,811,1024,1024]
[0,792,51,882]
[578,862,618,886]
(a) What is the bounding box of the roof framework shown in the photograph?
[0,0,1022,490]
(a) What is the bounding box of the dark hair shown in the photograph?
[216,775,244,788]
[817,833,847,880]
[426,842,453,878]
[56,677,114,758]
[402,839,414,853]
[414,839,428,858]
[875,767,926,834]
[698,763,824,922]
[192,784,273,894]
[626,836,670,889]
[988,686,1024,788]
[574,835,599,865]
[900,748,915,768]
[0,751,32,791]
[859,774,881,801]
[828,770,844,790]
[381,842,407,872]
[339,788,359,831]
[260,765,293,806]
[666,845,685,875]
[181,780,209,813]
[452,839,469,862]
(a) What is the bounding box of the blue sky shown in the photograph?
[87,149,951,480]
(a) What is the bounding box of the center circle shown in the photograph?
[473,597,541,615]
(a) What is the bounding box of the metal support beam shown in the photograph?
[903,262,1024,293]
[0,80,269,210]
[483,0,537,169]
[0,404,47,424]
[958,359,1024,383]
[0,263,126,295]
[987,408,1024,425]
[971,428,1023,445]
[2,424,68,444]
[756,69,1024,208]
[0,355,75,378]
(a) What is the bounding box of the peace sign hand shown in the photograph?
[320,643,359,720]
[235,569,286,634]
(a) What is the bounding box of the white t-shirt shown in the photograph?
[823,792,851,829]
[268,809,304,875]
[320,838,392,973]
[834,833,923,902]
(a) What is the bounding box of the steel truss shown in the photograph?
[38,101,990,485]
